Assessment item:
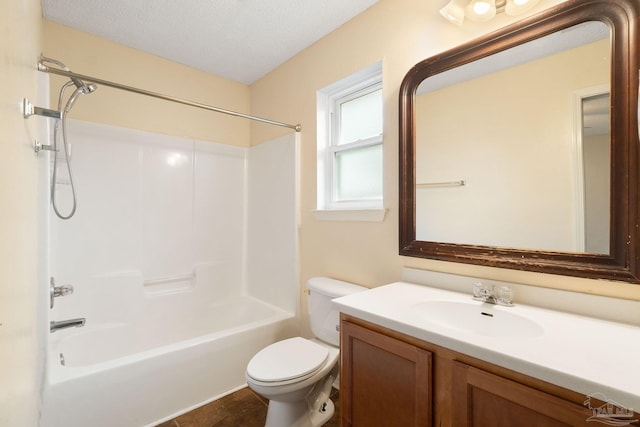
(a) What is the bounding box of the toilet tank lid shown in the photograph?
[306,277,367,298]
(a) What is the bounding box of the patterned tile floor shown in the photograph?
[156,387,340,427]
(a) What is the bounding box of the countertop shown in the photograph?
[333,281,640,410]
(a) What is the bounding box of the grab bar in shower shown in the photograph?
[143,273,194,287]
[143,273,195,296]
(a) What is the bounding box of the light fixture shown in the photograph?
[439,0,470,26]
[466,0,496,22]
[505,0,540,16]
[439,0,541,25]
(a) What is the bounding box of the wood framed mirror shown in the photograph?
[399,0,640,282]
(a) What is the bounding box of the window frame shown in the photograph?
[317,63,384,216]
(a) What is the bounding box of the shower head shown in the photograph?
[71,78,97,94]
[64,84,97,114]
[80,83,98,94]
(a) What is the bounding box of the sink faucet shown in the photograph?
[50,318,85,333]
[472,282,514,306]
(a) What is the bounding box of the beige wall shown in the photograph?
[0,1,43,426]
[250,0,640,305]
[43,21,251,147]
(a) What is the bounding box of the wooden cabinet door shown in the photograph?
[452,361,594,427]
[340,320,432,427]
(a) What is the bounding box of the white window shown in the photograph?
[316,62,385,220]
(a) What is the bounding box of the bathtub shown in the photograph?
[41,295,298,427]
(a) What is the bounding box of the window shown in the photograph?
[316,62,384,220]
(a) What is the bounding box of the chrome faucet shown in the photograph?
[472,282,514,306]
[50,277,74,309]
[50,318,85,333]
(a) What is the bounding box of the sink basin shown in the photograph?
[411,301,544,338]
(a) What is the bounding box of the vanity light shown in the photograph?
[439,0,540,25]
[439,0,469,25]
[505,0,540,16]
[467,0,496,22]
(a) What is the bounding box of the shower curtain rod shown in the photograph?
[37,63,302,132]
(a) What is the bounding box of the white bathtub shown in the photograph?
[40,123,300,426]
[41,295,297,427]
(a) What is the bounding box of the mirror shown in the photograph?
[399,0,640,282]
[415,21,610,253]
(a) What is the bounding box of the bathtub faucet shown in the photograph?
[50,277,74,309]
[50,318,85,333]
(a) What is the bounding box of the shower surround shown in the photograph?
[40,120,299,427]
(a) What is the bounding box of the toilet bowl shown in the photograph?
[245,277,367,427]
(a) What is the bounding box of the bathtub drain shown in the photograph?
[59,353,65,366]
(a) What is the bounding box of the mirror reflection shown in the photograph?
[414,21,610,254]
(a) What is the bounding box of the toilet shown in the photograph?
[246,277,367,427]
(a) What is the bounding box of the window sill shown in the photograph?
[313,208,387,222]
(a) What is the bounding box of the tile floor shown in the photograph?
[156,387,340,427]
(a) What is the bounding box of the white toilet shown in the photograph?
[246,277,366,427]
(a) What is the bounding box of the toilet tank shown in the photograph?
[307,277,367,346]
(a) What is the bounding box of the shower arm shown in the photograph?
[37,62,302,132]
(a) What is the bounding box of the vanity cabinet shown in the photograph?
[340,315,608,427]
[340,319,432,427]
[452,362,593,426]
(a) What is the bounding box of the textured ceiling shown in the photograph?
[41,0,379,84]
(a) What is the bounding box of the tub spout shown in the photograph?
[50,318,85,333]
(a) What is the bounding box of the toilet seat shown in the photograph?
[246,337,329,384]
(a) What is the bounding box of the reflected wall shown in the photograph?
[415,37,609,253]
